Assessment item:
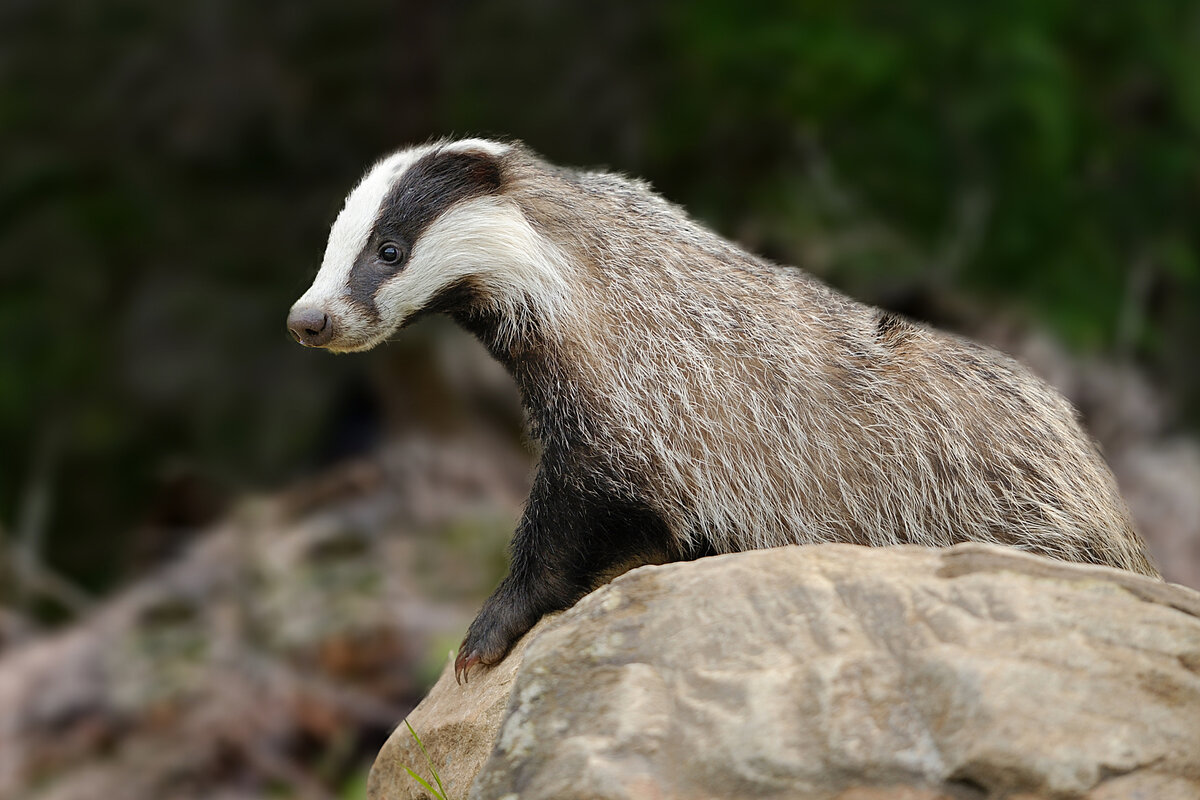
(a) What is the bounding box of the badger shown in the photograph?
[288,138,1158,681]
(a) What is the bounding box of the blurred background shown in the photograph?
[2,2,1198,798]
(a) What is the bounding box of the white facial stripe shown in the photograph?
[296,146,435,310]
[373,195,573,335]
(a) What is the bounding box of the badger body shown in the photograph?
[289,138,1158,679]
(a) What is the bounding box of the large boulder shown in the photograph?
[371,542,1200,800]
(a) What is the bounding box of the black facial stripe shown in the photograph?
[347,148,505,311]
[342,291,380,323]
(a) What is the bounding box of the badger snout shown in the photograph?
[287,306,333,347]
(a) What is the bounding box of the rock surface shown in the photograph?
[368,615,558,800]
[371,542,1200,800]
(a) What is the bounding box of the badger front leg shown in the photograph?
[454,468,672,683]
[453,506,575,683]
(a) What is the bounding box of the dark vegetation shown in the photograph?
[2,1,1198,610]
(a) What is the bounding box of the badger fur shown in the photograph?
[288,138,1158,681]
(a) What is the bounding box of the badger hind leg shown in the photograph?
[455,470,674,683]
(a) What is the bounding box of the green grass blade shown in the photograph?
[402,766,445,800]
[406,720,448,799]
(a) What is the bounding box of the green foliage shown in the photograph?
[337,766,370,800]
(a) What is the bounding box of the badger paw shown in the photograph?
[453,647,480,684]
[454,627,509,685]
[454,594,539,684]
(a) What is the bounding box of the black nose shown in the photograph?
[287,307,333,347]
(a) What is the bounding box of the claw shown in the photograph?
[455,650,480,685]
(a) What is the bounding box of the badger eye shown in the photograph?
[378,242,403,264]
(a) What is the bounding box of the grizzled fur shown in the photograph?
[289,138,1159,681]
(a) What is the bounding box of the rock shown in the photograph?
[372,542,1200,800]
[367,615,558,800]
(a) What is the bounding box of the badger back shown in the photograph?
[500,162,1155,576]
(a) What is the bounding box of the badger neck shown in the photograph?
[444,291,585,445]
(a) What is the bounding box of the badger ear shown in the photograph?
[453,150,503,195]
[442,140,513,188]
[446,138,513,159]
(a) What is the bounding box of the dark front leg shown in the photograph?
[453,570,554,683]
[455,468,672,683]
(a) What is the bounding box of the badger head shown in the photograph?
[288,138,567,352]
